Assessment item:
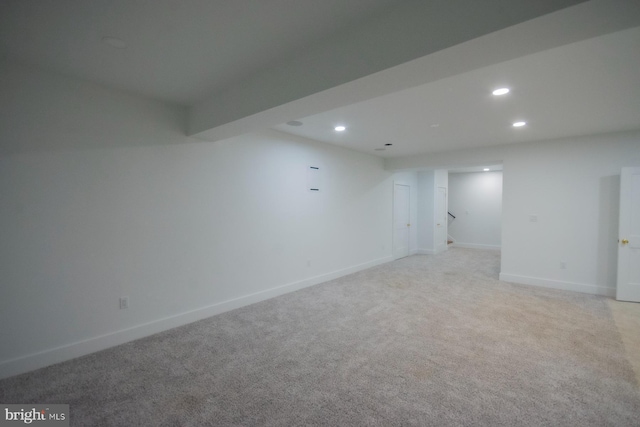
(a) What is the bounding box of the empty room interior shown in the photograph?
[1,0,640,425]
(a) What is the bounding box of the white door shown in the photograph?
[435,187,448,252]
[393,183,410,259]
[616,167,640,302]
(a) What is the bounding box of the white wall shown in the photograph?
[387,131,640,296]
[499,135,640,296]
[0,62,412,378]
[448,171,502,249]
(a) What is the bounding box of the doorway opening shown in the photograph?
[447,166,503,250]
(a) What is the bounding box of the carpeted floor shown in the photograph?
[1,248,639,426]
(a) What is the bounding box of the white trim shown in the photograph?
[0,255,393,380]
[434,186,448,253]
[434,245,448,254]
[499,273,615,297]
[452,242,501,250]
[392,181,411,260]
[415,248,436,255]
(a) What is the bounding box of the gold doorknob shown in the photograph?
[621,239,629,245]
[407,223,411,227]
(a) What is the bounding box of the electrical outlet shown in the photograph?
[529,214,538,222]
[307,260,311,267]
[119,297,129,310]
[560,261,567,270]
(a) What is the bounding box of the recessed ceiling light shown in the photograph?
[430,124,440,128]
[286,120,303,127]
[492,88,510,96]
[334,126,346,132]
[374,148,386,151]
[483,168,490,171]
[102,36,127,49]
[512,121,527,127]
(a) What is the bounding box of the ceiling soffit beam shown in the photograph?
[188,0,639,143]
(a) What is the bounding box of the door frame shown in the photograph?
[616,166,640,302]
[393,181,411,260]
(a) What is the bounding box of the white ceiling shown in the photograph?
[0,0,397,106]
[449,165,503,174]
[273,26,640,158]
[2,0,638,160]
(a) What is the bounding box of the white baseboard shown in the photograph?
[415,248,436,255]
[0,255,393,380]
[415,247,452,255]
[452,242,501,250]
[499,273,615,297]
[434,245,449,254]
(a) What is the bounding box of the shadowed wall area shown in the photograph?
[1,248,639,426]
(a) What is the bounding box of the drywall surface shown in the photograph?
[388,131,640,296]
[188,0,589,137]
[500,133,640,296]
[0,62,405,378]
[448,171,502,249]
[0,61,186,157]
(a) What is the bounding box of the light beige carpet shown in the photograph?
[1,248,639,426]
